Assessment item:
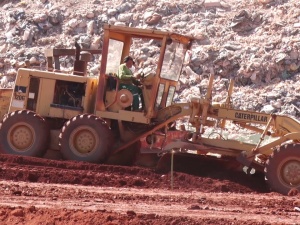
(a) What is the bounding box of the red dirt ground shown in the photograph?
[0,153,299,224]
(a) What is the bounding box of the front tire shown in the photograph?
[0,110,49,157]
[59,114,113,163]
[265,144,300,195]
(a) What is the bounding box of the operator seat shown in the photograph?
[105,74,134,112]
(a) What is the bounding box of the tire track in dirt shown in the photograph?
[0,180,298,224]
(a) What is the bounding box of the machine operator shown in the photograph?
[117,56,144,111]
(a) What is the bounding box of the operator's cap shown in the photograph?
[123,56,135,65]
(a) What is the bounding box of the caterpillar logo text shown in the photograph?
[235,112,268,122]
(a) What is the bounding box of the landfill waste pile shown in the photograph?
[0,0,299,119]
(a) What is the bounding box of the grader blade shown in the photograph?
[135,153,160,168]
[155,152,242,175]
[106,141,141,166]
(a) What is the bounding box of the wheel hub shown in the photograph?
[8,123,34,151]
[281,160,300,186]
[70,126,98,155]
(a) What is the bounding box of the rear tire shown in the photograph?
[59,114,113,163]
[0,110,49,157]
[265,144,300,195]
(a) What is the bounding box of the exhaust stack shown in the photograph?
[73,42,91,76]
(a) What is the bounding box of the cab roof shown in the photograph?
[103,24,196,45]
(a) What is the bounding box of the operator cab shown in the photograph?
[96,24,194,124]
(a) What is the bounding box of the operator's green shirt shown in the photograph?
[117,63,133,85]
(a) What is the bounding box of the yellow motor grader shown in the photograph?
[0,24,299,195]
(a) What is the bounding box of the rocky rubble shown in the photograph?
[0,0,300,117]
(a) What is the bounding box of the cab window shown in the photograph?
[106,39,124,74]
[160,41,186,81]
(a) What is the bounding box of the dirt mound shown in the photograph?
[0,154,298,224]
[0,154,268,193]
